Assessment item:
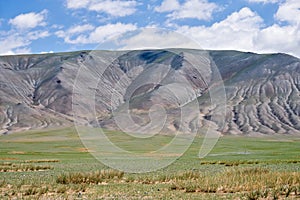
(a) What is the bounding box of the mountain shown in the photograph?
[0,49,299,135]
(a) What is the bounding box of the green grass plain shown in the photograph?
[0,127,299,199]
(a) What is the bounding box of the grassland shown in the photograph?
[0,127,300,199]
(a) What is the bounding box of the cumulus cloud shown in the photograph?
[0,30,50,55]
[174,6,300,58]
[155,0,218,21]
[66,0,138,17]
[68,24,95,34]
[177,7,263,51]
[87,23,137,43]
[55,24,95,42]
[275,0,300,24]
[154,0,180,12]
[117,28,201,50]
[2,0,299,58]
[0,34,30,55]
[9,10,47,30]
[89,1,137,17]
[255,24,300,57]
[65,0,89,9]
[56,23,137,44]
[0,10,51,55]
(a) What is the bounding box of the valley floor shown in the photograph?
[0,128,300,199]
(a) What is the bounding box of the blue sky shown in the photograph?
[0,0,299,57]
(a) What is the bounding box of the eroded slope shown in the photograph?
[0,50,299,135]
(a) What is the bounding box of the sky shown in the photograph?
[0,0,299,58]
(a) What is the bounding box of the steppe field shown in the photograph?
[0,127,300,199]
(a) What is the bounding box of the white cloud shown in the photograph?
[275,0,300,24]
[14,48,32,55]
[89,0,137,17]
[177,7,263,51]
[254,24,300,57]
[0,30,50,55]
[117,28,201,50]
[155,0,180,12]
[68,24,95,34]
[55,30,65,38]
[155,0,219,21]
[0,10,50,55]
[66,0,138,17]
[88,23,137,43]
[9,10,47,30]
[27,30,50,40]
[55,24,95,41]
[40,50,54,54]
[212,7,263,31]
[66,0,89,9]
[56,23,137,44]
[247,0,280,4]
[174,6,300,58]
[0,34,30,55]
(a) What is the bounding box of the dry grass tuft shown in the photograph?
[169,167,300,198]
[24,159,59,163]
[200,159,300,166]
[56,169,124,184]
[0,163,53,172]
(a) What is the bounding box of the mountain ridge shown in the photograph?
[0,49,299,135]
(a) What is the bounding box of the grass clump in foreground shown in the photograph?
[52,167,299,199]
[56,169,124,184]
[169,167,300,198]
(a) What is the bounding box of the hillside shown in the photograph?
[0,49,299,135]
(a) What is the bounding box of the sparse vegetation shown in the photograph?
[0,127,299,199]
[200,159,300,166]
[56,169,124,184]
[24,159,59,163]
[0,163,53,172]
[169,167,300,197]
